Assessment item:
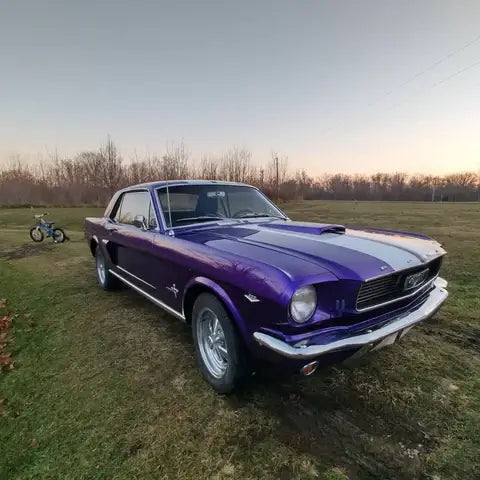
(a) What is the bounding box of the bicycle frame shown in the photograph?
[33,216,56,238]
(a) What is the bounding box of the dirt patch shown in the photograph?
[423,323,480,352]
[0,243,54,260]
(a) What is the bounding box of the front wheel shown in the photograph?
[192,293,248,394]
[53,228,66,243]
[30,227,44,242]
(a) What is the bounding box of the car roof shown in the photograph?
[121,180,252,191]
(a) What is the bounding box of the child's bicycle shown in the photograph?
[30,213,67,243]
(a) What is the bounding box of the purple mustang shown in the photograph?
[85,181,448,393]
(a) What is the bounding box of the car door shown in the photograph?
[147,186,228,313]
[107,190,158,295]
[147,187,200,313]
[148,233,190,313]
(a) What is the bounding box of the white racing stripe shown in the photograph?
[347,229,445,262]
[257,227,424,272]
[318,233,423,271]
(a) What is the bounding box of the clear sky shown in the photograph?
[1,0,479,175]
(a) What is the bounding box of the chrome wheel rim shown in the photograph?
[97,255,106,284]
[197,307,228,378]
[54,230,64,242]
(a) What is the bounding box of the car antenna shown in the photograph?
[166,181,173,229]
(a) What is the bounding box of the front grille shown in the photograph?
[356,257,442,311]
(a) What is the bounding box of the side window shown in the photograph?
[117,191,151,225]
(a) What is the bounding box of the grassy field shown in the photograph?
[0,202,479,480]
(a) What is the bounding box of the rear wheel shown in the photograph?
[192,293,248,393]
[53,228,66,243]
[95,246,119,290]
[30,227,44,242]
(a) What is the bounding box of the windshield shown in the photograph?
[157,184,285,227]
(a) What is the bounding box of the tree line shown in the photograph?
[0,139,478,206]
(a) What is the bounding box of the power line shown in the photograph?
[318,52,480,138]
[385,57,480,111]
[368,32,480,106]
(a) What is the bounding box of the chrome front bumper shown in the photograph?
[253,277,448,360]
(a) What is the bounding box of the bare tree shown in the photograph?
[266,152,288,186]
[219,147,252,183]
[99,135,123,195]
[199,155,219,180]
[162,141,190,180]
[2,140,480,205]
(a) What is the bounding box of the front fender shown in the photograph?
[95,236,116,267]
[183,276,250,342]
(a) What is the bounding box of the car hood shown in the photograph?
[180,220,445,281]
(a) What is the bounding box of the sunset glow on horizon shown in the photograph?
[1,1,479,176]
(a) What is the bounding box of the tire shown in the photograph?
[192,293,248,393]
[53,228,66,243]
[30,227,44,242]
[95,246,120,290]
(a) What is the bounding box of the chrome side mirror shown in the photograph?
[133,214,148,230]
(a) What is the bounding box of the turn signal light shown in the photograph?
[300,361,319,376]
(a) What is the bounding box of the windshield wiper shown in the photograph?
[237,213,285,220]
[176,216,225,224]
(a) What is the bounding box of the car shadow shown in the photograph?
[115,286,427,480]
[224,362,428,480]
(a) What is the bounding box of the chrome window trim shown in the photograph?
[107,188,161,233]
[154,183,288,233]
[152,188,169,232]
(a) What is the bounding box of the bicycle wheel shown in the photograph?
[53,228,66,243]
[30,227,44,242]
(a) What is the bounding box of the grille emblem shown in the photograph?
[403,269,429,291]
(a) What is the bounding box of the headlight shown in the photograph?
[290,285,317,323]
